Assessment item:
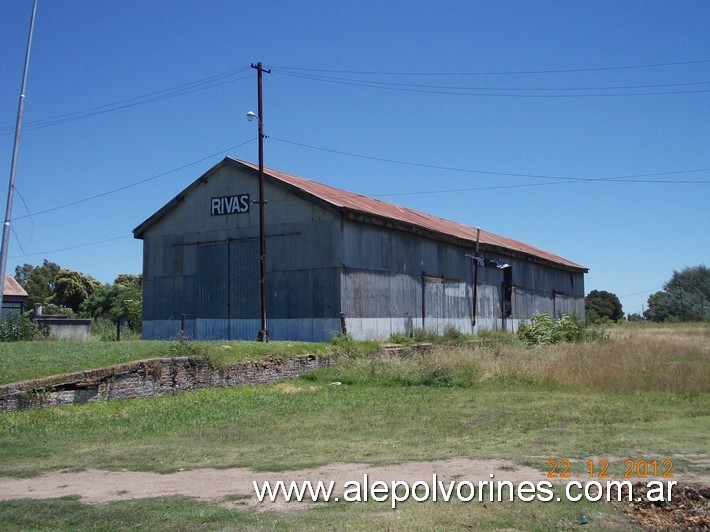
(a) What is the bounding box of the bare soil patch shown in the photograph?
[0,458,548,511]
[1,459,708,529]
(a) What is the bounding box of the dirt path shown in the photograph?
[0,458,553,511]
[1,458,708,513]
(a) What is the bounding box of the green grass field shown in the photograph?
[0,337,377,386]
[0,323,708,530]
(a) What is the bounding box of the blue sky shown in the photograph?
[1,0,708,317]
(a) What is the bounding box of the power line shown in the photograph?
[269,136,710,184]
[13,138,256,221]
[11,133,707,226]
[274,69,710,91]
[619,287,665,298]
[7,57,704,137]
[268,58,710,76]
[275,70,710,98]
[9,234,132,259]
[0,67,252,135]
[377,181,575,196]
[11,188,33,254]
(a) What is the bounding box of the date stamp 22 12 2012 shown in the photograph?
[547,459,674,479]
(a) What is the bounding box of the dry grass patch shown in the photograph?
[387,324,710,394]
[320,323,709,395]
[272,383,318,394]
[497,324,709,393]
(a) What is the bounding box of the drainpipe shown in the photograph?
[421,271,426,330]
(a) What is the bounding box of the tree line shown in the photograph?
[12,259,142,332]
[585,264,708,323]
[643,265,709,322]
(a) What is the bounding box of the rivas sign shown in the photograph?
[211,194,250,215]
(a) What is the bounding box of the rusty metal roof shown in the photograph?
[3,275,28,300]
[234,159,587,271]
[134,157,587,272]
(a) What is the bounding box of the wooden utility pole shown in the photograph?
[251,62,271,341]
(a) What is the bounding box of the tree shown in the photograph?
[585,290,624,323]
[48,269,100,312]
[14,259,61,309]
[645,265,710,322]
[81,283,116,320]
[80,274,142,332]
[110,274,142,332]
[644,291,680,322]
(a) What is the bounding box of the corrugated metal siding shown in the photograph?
[140,164,344,340]
[196,243,228,318]
[230,240,260,319]
[337,219,585,338]
[140,162,586,341]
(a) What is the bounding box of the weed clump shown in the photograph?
[388,326,480,346]
[169,337,207,358]
[329,334,379,357]
[517,314,597,345]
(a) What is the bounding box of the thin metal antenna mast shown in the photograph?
[0,0,38,309]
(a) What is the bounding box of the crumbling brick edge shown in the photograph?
[0,355,334,412]
[0,344,437,412]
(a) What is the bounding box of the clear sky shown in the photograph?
[1,0,708,317]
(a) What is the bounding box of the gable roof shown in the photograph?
[3,275,28,302]
[134,157,587,272]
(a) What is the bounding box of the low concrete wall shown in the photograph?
[36,318,92,340]
[0,355,335,412]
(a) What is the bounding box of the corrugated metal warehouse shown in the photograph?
[133,157,588,341]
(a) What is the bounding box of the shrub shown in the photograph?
[558,314,581,342]
[388,332,413,345]
[89,318,114,341]
[518,313,596,345]
[40,303,75,317]
[518,314,561,344]
[169,337,206,358]
[442,324,466,343]
[0,312,43,342]
[329,334,379,356]
[412,328,439,343]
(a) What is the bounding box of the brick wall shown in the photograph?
[0,354,336,412]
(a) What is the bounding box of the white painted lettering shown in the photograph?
[211,194,250,215]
